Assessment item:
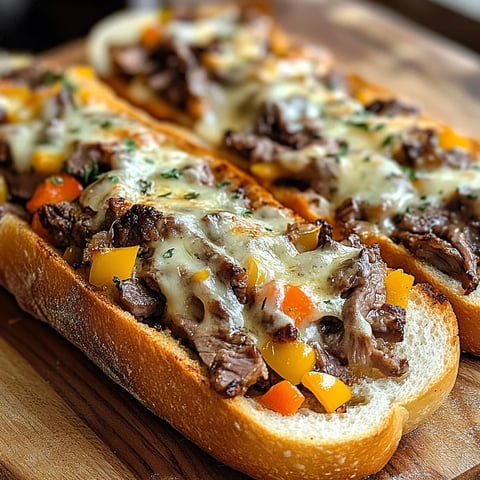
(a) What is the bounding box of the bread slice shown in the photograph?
[0,64,459,479]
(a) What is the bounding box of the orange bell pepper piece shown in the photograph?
[281,284,316,327]
[259,380,305,415]
[385,269,414,309]
[26,173,84,213]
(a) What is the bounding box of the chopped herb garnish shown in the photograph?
[124,138,137,150]
[50,175,64,185]
[373,123,386,131]
[346,120,370,131]
[68,127,80,134]
[339,143,349,156]
[381,133,395,147]
[467,192,478,200]
[163,248,175,259]
[323,299,332,305]
[231,193,241,199]
[161,168,182,179]
[108,175,119,183]
[401,166,418,181]
[242,209,253,216]
[184,191,200,200]
[63,78,76,92]
[100,120,113,129]
[418,202,431,211]
[363,155,371,162]
[216,181,231,188]
[44,70,64,85]
[144,158,154,164]
[265,227,273,232]
[138,179,153,194]
[81,160,100,184]
[158,191,172,198]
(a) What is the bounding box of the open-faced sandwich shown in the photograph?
[0,58,459,480]
[87,1,480,355]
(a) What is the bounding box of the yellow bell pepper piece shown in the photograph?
[89,246,139,287]
[245,256,266,290]
[292,226,321,252]
[301,371,352,413]
[0,174,8,203]
[192,269,210,282]
[261,339,316,385]
[385,269,414,309]
[31,149,65,175]
[439,126,471,151]
[250,162,283,182]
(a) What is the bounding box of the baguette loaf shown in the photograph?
[0,65,459,480]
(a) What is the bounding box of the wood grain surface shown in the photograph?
[1,0,480,479]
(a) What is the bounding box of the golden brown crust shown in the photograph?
[0,68,460,480]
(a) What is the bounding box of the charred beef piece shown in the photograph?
[190,236,248,304]
[393,127,473,170]
[224,97,326,164]
[393,200,479,294]
[66,142,117,182]
[0,64,57,89]
[365,98,418,117]
[329,243,408,377]
[37,201,95,248]
[111,204,163,248]
[3,170,44,201]
[112,38,208,112]
[194,329,268,398]
[313,341,353,385]
[110,45,156,76]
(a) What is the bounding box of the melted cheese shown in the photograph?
[0,74,363,347]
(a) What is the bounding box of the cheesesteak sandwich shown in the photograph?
[87,2,480,355]
[0,61,459,479]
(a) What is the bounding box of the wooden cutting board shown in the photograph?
[1,0,480,478]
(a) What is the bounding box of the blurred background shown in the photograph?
[0,0,479,54]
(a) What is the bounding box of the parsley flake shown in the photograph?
[161,168,182,179]
[100,120,113,129]
[158,191,172,198]
[184,191,200,200]
[50,175,64,185]
[381,133,395,147]
[124,138,137,150]
[138,179,152,194]
[216,181,231,188]
[163,248,175,259]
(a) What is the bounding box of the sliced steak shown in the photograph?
[393,127,473,170]
[37,201,95,248]
[194,330,268,398]
[0,202,29,221]
[114,276,165,320]
[66,142,117,183]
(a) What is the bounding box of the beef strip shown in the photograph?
[111,204,163,248]
[393,199,480,294]
[2,170,43,201]
[190,236,248,304]
[110,45,156,76]
[66,142,118,183]
[365,98,418,117]
[393,127,473,170]
[329,243,408,376]
[194,329,268,398]
[37,201,95,248]
[114,276,165,321]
